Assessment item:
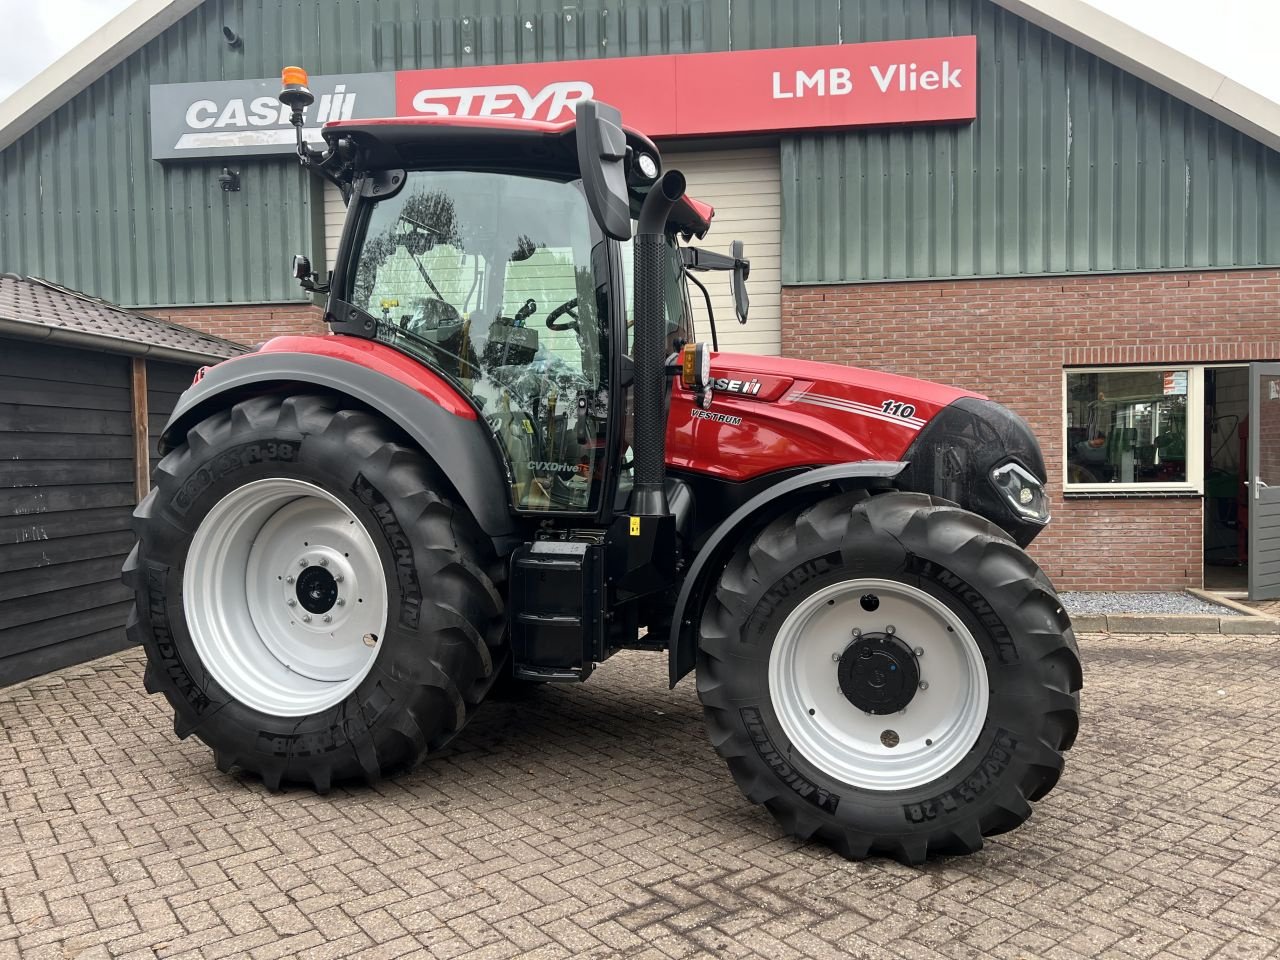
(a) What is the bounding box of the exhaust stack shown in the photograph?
[629,169,686,517]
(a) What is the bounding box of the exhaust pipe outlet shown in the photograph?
[629,169,685,517]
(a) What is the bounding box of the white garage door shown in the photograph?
[320,146,782,355]
[663,146,781,355]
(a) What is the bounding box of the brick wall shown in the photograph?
[782,269,1280,591]
[147,303,325,346]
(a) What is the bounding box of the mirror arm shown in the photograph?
[683,270,718,352]
[679,246,749,274]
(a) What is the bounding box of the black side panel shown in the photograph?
[161,352,516,539]
[897,396,1048,547]
[668,461,906,687]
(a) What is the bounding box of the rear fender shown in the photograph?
[161,339,517,540]
[668,461,906,686]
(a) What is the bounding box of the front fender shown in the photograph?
[162,337,516,539]
[668,461,906,687]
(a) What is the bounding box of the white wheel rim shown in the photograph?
[184,478,389,717]
[767,578,989,791]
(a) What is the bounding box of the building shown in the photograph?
[0,276,243,685]
[1,0,1277,594]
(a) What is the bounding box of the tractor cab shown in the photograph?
[296,107,742,523]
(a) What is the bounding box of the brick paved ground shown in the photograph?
[2,633,1279,960]
[1246,599,1280,619]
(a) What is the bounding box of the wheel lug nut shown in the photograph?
[831,651,841,662]
[318,558,328,567]
[336,598,346,606]
[286,599,296,607]
[851,628,861,638]
[285,575,294,585]
[913,647,924,657]
[919,681,929,690]
[886,625,895,635]
[323,614,332,623]
[302,614,312,623]
[299,558,308,568]
[334,574,344,583]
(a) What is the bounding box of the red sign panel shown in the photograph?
[395,36,977,137]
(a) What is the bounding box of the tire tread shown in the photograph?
[697,490,1081,862]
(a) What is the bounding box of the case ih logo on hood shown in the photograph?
[712,377,763,396]
[410,81,594,122]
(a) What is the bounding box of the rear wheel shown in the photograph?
[697,491,1081,863]
[123,393,505,791]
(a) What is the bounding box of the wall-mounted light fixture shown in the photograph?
[218,167,241,192]
[222,26,242,49]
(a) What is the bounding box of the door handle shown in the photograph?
[1258,477,1270,500]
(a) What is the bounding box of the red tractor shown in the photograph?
[124,69,1080,864]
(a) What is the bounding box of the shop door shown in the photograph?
[1249,362,1280,600]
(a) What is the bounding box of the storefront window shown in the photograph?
[1065,367,1202,491]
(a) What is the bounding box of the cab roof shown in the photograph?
[322,114,714,239]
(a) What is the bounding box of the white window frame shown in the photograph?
[1062,365,1204,495]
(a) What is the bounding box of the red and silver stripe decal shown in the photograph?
[785,388,926,431]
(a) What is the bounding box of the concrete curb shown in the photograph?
[1185,588,1264,617]
[1070,612,1280,635]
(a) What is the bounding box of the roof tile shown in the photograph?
[0,275,246,362]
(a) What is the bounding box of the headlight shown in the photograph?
[990,462,1050,523]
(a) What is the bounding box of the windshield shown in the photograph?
[348,172,611,513]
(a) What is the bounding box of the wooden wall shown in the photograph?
[0,338,196,686]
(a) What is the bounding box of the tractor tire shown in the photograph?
[696,490,1080,864]
[123,393,505,791]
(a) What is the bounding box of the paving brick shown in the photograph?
[1,636,1279,959]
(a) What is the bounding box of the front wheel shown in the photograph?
[697,491,1081,864]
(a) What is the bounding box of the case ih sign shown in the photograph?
[149,36,976,160]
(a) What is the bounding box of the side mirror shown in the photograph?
[731,240,750,324]
[575,100,632,242]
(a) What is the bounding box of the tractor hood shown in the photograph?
[667,350,1050,546]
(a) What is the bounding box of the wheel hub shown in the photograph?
[837,633,921,714]
[295,565,338,614]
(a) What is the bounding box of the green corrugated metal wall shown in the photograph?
[1,0,1277,305]
[781,0,1280,283]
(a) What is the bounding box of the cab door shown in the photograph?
[1249,362,1280,600]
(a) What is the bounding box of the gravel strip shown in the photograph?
[1060,591,1236,616]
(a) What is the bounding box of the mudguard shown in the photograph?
[161,337,517,539]
[668,461,906,687]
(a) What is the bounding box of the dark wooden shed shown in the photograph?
[0,276,244,686]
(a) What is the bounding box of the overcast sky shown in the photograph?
[0,0,1278,104]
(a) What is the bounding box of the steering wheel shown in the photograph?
[545,297,579,331]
